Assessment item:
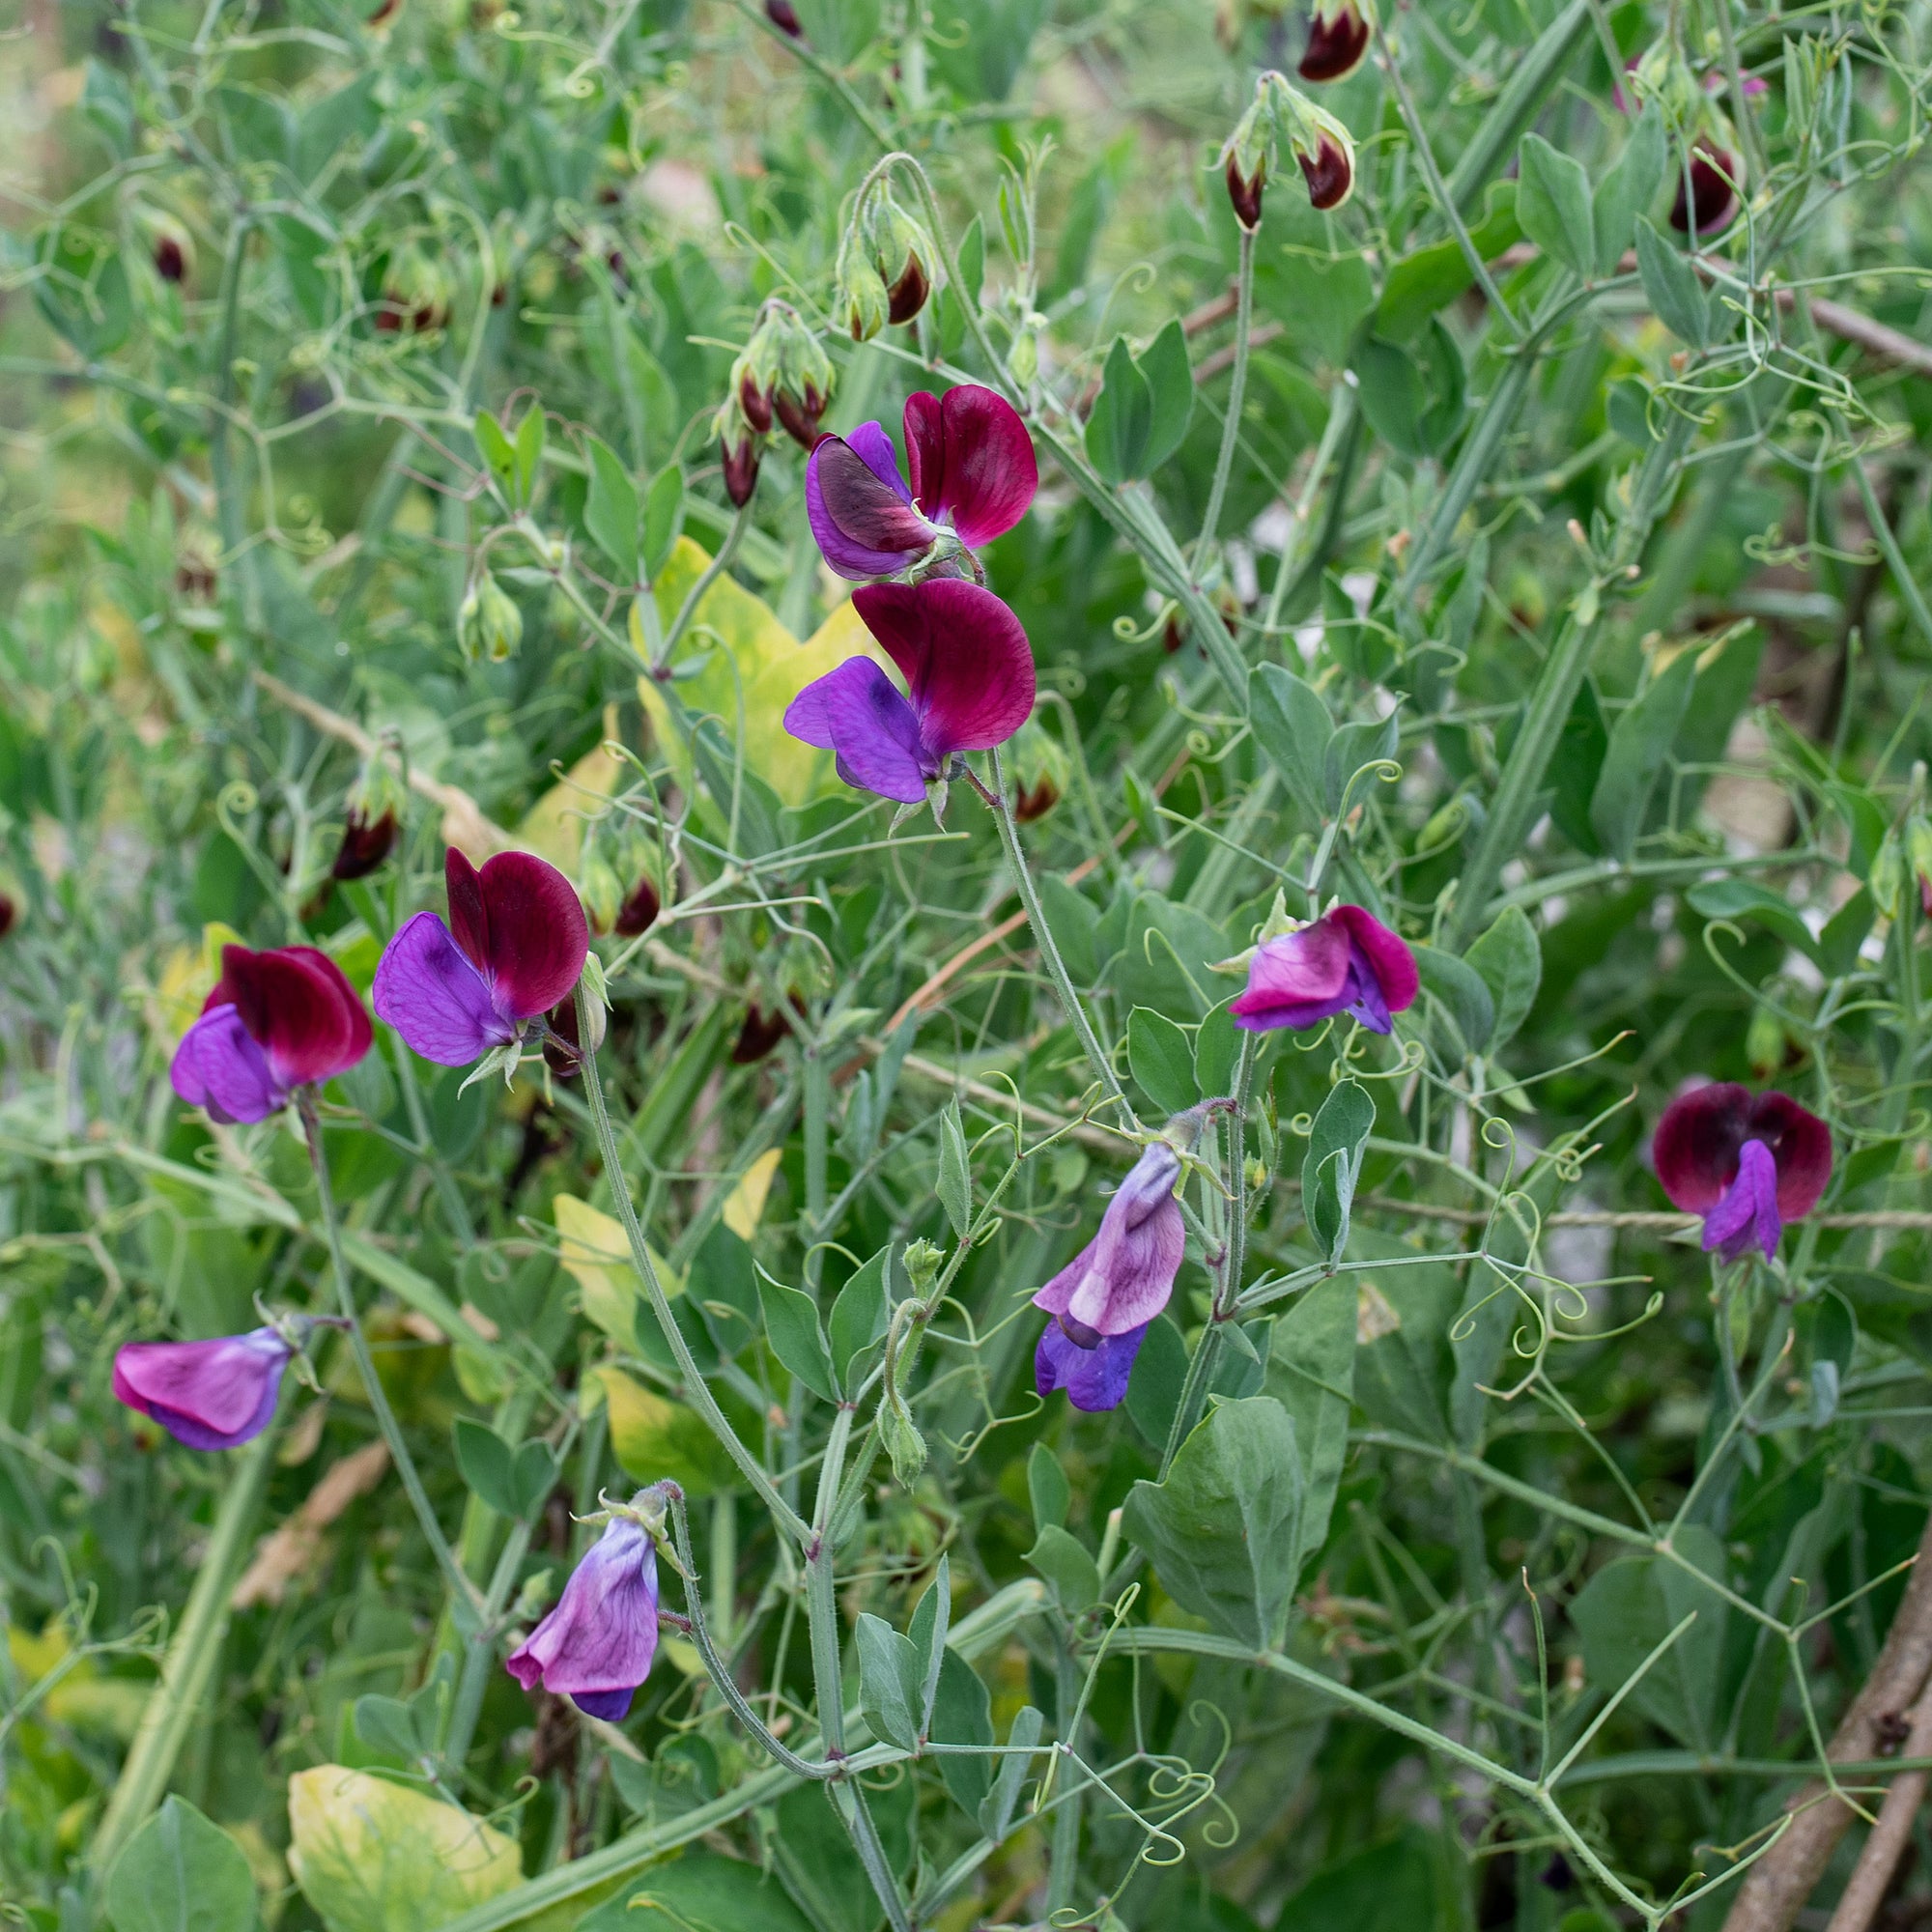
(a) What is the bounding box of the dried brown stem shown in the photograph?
[1823,1683,1932,1932]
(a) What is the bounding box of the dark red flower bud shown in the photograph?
[739,372,774,436]
[766,0,803,32]
[1297,133,1352,212]
[368,0,402,22]
[1226,156,1265,232]
[613,875,660,938]
[886,255,930,327]
[773,383,827,450]
[0,895,14,940]
[1670,140,1739,235]
[543,996,582,1079]
[722,432,761,508]
[1299,3,1370,83]
[730,1004,791,1065]
[1013,777,1060,823]
[331,807,397,881]
[154,236,186,284]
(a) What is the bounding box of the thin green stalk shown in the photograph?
[657,500,753,669]
[735,0,894,150]
[1196,225,1257,558]
[803,1036,830,1293]
[974,753,1135,1131]
[298,1096,478,1611]
[1851,457,1932,657]
[89,1421,281,1875]
[1045,1644,1083,1916]
[1220,1033,1260,1314]
[440,1518,532,1777]
[833,1783,916,1932]
[576,987,810,1543]
[805,1540,847,1758]
[1438,0,1593,220]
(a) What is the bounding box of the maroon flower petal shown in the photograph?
[806,427,937,580]
[472,851,591,1021]
[217,945,371,1089]
[903,385,1038,551]
[851,580,1036,757]
[1653,1081,1750,1212]
[1744,1090,1833,1220]
[445,846,491,974]
[1298,133,1353,211]
[1331,905,1420,1015]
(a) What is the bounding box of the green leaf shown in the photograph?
[1516,132,1594,278]
[1194,1000,1237,1100]
[473,410,519,503]
[1139,319,1194,473]
[641,466,685,582]
[928,1648,994,1820]
[1324,709,1400,816]
[512,402,546,504]
[583,434,639,581]
[510,1438,557,1519]
[757,1279,840,1405]
[1463,906,1543,1050]
[1122,1395,1303,1647]
[1635,215,1707,349]
[105,1797,257,1932]
[1128,1006,1196,1117]
[352,1691,423,1764]
[855,1612,923,1751]
[1594,106,1665,275]
[829,1247,889,1392]
[1413,944,1497,1061]
[1265,1276,1357,1585]
[1123,1313,1188,1450]
[1301,1079,1375,1264]
[598,1366,740,1496]
[790,0,882,64]
[1821,886,1876,976]
[582,1852,814,1932]
[1686,878,1820,963]
[1086,335,1153,483]
[452,1417,520,1519]
[1249,664,1332,821]
[1548,677,1609,853]
[1374,183,1523,342]
[1025,1523,1101,1611]
[1589,646,1697,860]
[979,1706,1044,1842]
[1027,1439,1070,1531]
[289,1769,521,1932]
[927,0,1049,101]
[936,1098,971,1239]
[907,1554,952,1735]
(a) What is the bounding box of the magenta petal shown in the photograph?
[1330,905,1419,1016]
[170,1005,286,1123]
[1701,1138,1782,1263]
[1229,921,1354,1033]
[905,385,1037,550]
[473,851,591,1020]
[1747,1091,1833,1220]
[806,429,937,580]
[219,945,371,1088]
[505,1519,659,1713]
[373,912,516,1065]
[1653,1082,1752,1212]
[113,1328,291,1449]
[783,658,930,804]
[1033,1144,1183,1335]
[1036,1318,1148,1412]
[851,580,1036,756]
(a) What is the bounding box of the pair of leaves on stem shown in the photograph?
[1247,661,1398,828]
[757,1245,892,1406]
[582,433,685,586]
[1085,320,1193,485]
[1126,1000,1239,1118]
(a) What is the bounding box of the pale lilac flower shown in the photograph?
[506,1515,660,1720]
[1230,905,1418,1036]
[113,1327,293,1450]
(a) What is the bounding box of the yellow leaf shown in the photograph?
[6,1622,150,1740]
[635,539,888,808]
[516,703,627,871]
[592,1365,737,1497]
[721,1148,783,1240]
[288,1768,521,1932]
[554,1193,681,1347]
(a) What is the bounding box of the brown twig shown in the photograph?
[1722,1510,1932,1932]
[1824,1684,1932,1932]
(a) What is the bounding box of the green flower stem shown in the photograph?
[1195,224,1257,560]
[657,500,753,669]
[1219,1032,1260,1317]
[89,1416,281,1877]
[575,985,810,1543]
[1263,380,1358,637]
[1045,1643,1084,1915]
[298,1095,479,1613]
[973,753,1136,1131]
[733,0,894,151]
[833,1781,916,1932]
[803,1032,830,1293]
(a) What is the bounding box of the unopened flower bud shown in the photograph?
[458,570,524,663]
[378,245,448,333]
[730,1002,791,1065]
[766,0,803,32]
[714,399,762,508]
[579,852,624,935]
[836,246,891,344]
[0,893,16,941]
[902,1236,944,1298]
[332,752,405,881]
[1009,719,1067,823]
[1909,818,1932,919]
[1296,125,1354,209]
[1669,136,1740,235]
[1007,324,1039,389]
[1221,72,1358,226]
[1221,93,1272,230]
[133,207,194,286]
[1746,1005,1786,1080]
[614,873,661,937]
[1300,0,1371,83]
[870,192,934,327]
[1871,831,1906,922]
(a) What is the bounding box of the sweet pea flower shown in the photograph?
[113,1327,293,1450]
[171,945,372,1124]
[507,1511,660,1720]
[1654,1083,1832,1264]
[1035,1144,1185,1412]
[805,384,1037,582]
[782,580,1035,805]
[374,849,589,1066]
[1229,905,1418,1036]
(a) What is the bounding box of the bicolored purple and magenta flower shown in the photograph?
[1034,1143,1187,1412]
[113,1326,294,1450]
[170,944,372,1124]
[1230,904,1418,1036]
[783,579,1036,805]
[374,848,589,1066]
[806,384,1037,582]
[507,1510,661,1720]
[1654,1082,1832,1264]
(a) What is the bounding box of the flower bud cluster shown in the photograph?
[332,744,406,881]
[716,300,835,508]
[1220,71,1357,231]
[458,571,524,662]
[577,817,666,939]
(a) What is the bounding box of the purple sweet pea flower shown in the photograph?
[171,945,373,1125]
[506,1513,660,1720]
[113,1326,293,1450]
[783,580,1036,805]
[1654,1083,1832,1264]
[806,384,1037,581]
[1034,1144,1186,1412]
[373,848,590,1066]
[1229,905,1419,1036]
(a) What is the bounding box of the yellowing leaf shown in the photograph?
[721,1148,783,1240]
[592,1365,737,1496]
[5,1622,152,1740]
[516,703,627,871]
[288,1768,520,1932]
[635,540,888,808]
[554,1193,680,1347]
